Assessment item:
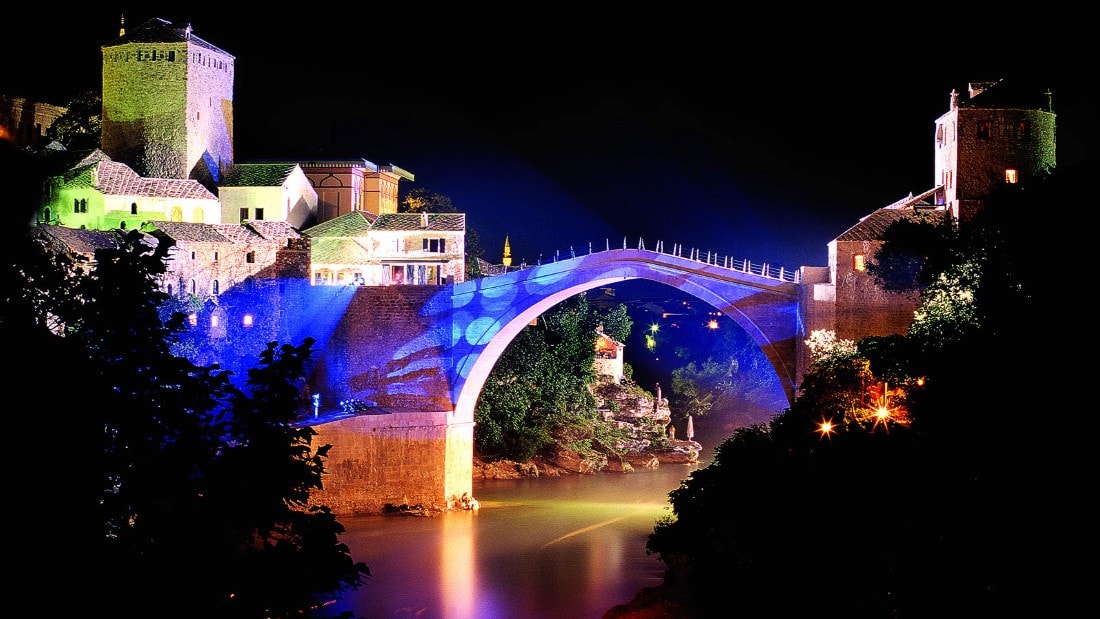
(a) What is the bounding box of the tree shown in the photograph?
[6,223,368,618]
[644,169,1075,617]
[475,294,632,461]
[867,211,957,294]
[45,89,102,150]
[399,187,456,213]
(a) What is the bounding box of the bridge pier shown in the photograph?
[310,411,474,516]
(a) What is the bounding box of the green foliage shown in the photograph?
[399,186,457,213]
[867,211,958,294]
[475,294,629,461]
[644,169,1073,616]
[45,90,102,150]
[7,225,367,618]
[599,302,633,344]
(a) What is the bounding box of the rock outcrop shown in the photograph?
[474,376,701,480]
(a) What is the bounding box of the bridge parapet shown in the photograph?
[482,237,800,284]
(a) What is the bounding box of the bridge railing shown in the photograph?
[483,237,801,283]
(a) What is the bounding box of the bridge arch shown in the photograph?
[448,249,800,424]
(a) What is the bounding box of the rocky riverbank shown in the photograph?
[474,376,702,480]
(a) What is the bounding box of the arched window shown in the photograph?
[120,221,126,230]
[212,280,219,295]
[172,206,183,222]
[194,207,204,222]
[131,202,138,215]
[73,199,79,213]
[189,279,197,295]
[167,283,174,296]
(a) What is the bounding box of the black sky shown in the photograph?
[4,9,1093,269]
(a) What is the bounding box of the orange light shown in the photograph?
[817,418,835,438]
[707,319,719,330]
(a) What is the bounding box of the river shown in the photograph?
[310,414,747,619]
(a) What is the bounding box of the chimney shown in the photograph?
[421,212,428,228]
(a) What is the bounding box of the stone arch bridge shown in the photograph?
[302,245,807,516]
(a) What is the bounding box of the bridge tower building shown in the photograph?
[935,79,1056,224]
[100,16,234,191]
[799,79,1057,381]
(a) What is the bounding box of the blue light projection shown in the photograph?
[188,247,802,423]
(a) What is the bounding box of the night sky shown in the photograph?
[6,10,1093,272]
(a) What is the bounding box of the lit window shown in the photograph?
[977,120,991,139]
[1005,169,1018,184]
[853,254,866,271]
[242,314,254,327]
[188,313,198,326]
[211,315,219,328]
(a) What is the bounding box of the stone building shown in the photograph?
[798,78,1057,377]
[39,150,220,230]
[0,95,66,149]
[303,211,466,286]
[285,159,415,223]
[100,17,234,190]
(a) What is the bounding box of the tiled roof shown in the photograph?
[371,213,465,232]
[301,211,376,238]
[147,221,232,243]
[104,18,232,57]
[245,220,302,240]
[310,237,372,265]
[35,225,123,256]
[62,160,217,200]
[835,207,948,242]
[960,78,1054,112]
[220,163,299,187]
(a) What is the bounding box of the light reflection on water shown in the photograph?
[316,420,731,619]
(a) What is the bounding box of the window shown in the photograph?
[81,199,87,213]
[213,251,219,262]
[977,120,991,139]
[242,314,254,327]
[1005,169,1019,184]
[246,251,255,264]
[188,312,198,326]
[190,251,196,260]
[171,206,183,222]
[73,199,79,213]
[255,208,264,220]
[212,280,220,295]
[423,238,446,253]
[131,202,138,215]
[1018,121,1029,139]
[853,254,866,271]
[240,208,248,221]
[189,279,197,294]
[167,283,174,296]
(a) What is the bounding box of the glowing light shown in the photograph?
[817,418,835,438]
[645,334,656,350]
[242,314,253,327]
[649,323,659,334]
[188,312,198,326]
[706,319,719,330]
[210,314,219,328]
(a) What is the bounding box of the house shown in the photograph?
[38,150,221,230]
[302,211,465,286]
[798,78,1056,377]
[218,163,319,229]
[283,159,414,223]
[593,325,625,383]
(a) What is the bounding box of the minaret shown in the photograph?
[119,14,125,37]
[502,236,512,268]
[100,17,235,190]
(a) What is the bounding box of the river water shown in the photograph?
[311,415,744,619]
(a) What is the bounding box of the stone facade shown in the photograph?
[0,95,66,149]
[101,18,234,188]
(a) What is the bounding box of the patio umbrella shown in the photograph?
[686,415,694,441]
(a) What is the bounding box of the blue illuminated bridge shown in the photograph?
[293,239,807,515]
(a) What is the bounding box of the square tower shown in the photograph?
[100,18,234,191]
[933,80,1056,223]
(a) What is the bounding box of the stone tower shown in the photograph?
[100,17,234,190]
[934,79,1056,223]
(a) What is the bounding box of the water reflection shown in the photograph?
[314,419,731,619]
